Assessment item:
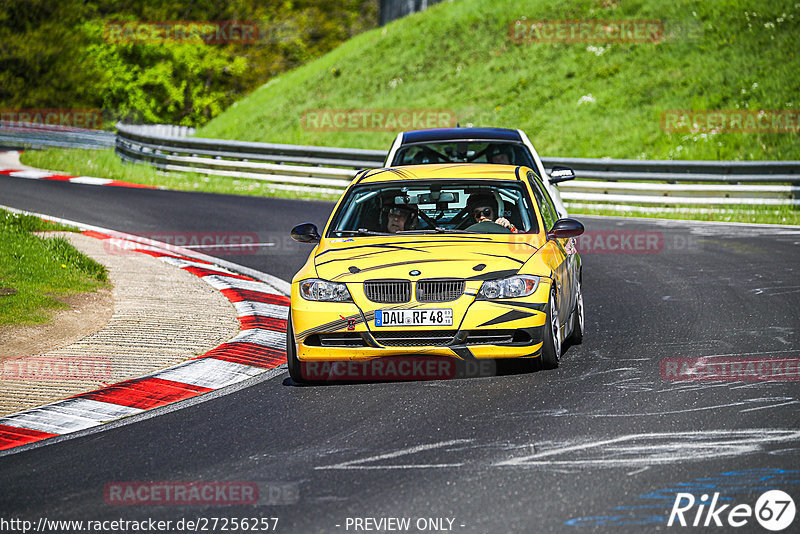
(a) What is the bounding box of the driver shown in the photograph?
[465,193,516,233]
[382,204,418,233]
[487,144,514,165]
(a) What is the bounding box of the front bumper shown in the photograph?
[290,280,550,362]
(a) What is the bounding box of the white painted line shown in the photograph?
[157,256,237,273]
[233,301,289,319]
[46,398,144,421]
[0,406,104,434]
[229,328,286,349]
[0,205,292,455]
[69,176,113,185]
[154,358,264,389]
[203,275,283,294]
[9,170,53,179]
[0,366,288,458]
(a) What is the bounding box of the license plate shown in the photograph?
[375,309,453,327]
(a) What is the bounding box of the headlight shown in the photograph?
[479,275,540,299]
[299,279,352,302]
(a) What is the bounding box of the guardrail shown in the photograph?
[114,123,384,195]
[4,121,799,207]
[0,121,115,150]
[115,124,800,205]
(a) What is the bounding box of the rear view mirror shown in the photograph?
[394,192,458,205]
[549,218,584,239]
[549,166,575,184]
[291,223,321,243]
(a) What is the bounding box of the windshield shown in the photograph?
[327,180,538,236]
[392,141,534,167]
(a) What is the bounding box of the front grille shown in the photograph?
[416,279,465,302]
[373,330,458,347]
[364,280,411,303]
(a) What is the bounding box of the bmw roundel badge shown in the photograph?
[409,270,421,276]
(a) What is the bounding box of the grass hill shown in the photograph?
[198,0,800,161]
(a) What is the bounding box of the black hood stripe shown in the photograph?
[316,242,430,259]
[475,252,527,265]
[477,309,535,327]
[494,301,547,312]
[316,246,432,267]
[467,268,520,281]
[331,259,465,280]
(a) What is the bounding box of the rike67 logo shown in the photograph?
[668,490,795,531]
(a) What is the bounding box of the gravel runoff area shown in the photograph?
[0,232,241,416]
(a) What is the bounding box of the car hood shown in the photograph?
[313,235,543,282]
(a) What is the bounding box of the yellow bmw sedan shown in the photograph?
[287,163,584,383]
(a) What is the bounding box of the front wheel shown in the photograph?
[540,289,561,369]
[286,315,305,383]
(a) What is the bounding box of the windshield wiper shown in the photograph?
[333,229,389,236]
[396,228,479,234]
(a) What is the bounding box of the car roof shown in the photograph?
[400,127,522,144]
[356,163,528,184]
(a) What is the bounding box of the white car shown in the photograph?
[384,127,574,218]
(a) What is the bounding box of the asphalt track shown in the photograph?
[1,176,799,533]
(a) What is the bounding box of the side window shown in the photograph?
[527,171,557,231]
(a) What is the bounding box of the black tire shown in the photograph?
[566,279,584,345]
[540,289,561,370]
[286,315,305,384]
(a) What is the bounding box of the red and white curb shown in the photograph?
[0,168,157,189]
[0,228,289,452]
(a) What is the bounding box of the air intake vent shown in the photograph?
[364,280,411,303]
[416,279,465,302]
[373,330,458,347]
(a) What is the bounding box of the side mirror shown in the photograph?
[549,165,575,184]
[291,223,321,243]
[549,218,584,239]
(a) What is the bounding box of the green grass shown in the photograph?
[19,148,340,201]
[17,0,800,225]
[198,0,800,161]
[0,210,109,325]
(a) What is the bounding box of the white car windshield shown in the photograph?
[392,142,534,167]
